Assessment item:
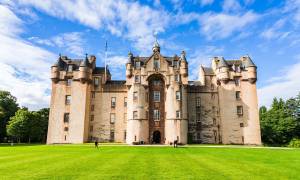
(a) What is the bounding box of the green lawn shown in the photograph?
[0,144,299,179]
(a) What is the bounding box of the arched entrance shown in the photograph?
[148,74,165,144]
[153,131,161,144]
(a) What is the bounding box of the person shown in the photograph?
[174,140,178,148]
[95,140,99,149]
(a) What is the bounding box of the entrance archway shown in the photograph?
[153,131,161,144]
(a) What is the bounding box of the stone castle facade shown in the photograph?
[47,42,261,145]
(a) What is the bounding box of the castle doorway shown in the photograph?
[153,131,161,144]
[148,74,165,144]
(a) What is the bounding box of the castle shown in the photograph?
[47,42,262,145]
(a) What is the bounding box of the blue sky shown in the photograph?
[0,0,300,110]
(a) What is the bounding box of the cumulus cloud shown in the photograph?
[15,0,170,55]
[199,11,259,40]
[200,0,214,6]
[258,60,300,107]
[0,4,56,110]
[222,0,241,12]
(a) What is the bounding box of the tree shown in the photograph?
[7,108,32,143]
[7,108,49,143]
[0,91,19,142]
[260,97,299,146]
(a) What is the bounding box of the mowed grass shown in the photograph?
[0,144,299,179]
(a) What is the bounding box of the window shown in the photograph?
[135,61,141,69]
[196,97,201,107]
[94,77,99,87]
[124,97,127,107]
[237,106,243,115]
[175,74,180,82]
[196,113,201,122]
[154,59,160,69]
[110,131,115,142]
[64,113,69,123]
[90,126,93,132]
[234,77,240,86]
[213,118,216,126]
[124,131,127,141]
[153,109,160,121]
[173,60,179,68]
[133,92,138,101]
[135,75,140,83]
[153,80,161,86]
[176,111,181,118]
[111,97,116,108]
[153,91,160,102]
[110,113,116,124]
[240,123,244,127]
[66,79,72,86]
[236,91,241,100]
[67,65,73,72]
[65,95,71,105]
[64,127,69,131]
[133,111,138,119]
[92,92,95,99]
[124,113,127,122]
[176,91,181,100]
[91,105,94,111]
[90,115,94,121]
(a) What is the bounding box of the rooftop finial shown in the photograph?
[85,53,88,60]
[152,30,160,52]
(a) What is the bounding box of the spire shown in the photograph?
[152,32,160,52]
[243,55,256,68]
[53,53,62,66]
[180,51,187,62]
[80,53,89,67]
[217,56,228,68]
[127,51,133,64]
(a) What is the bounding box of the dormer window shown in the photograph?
[173,60,179,68]
[67,65,73,72]
[154,59,160,69]
[175,74,180,82]
[135,61,141,69]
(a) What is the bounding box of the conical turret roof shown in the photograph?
[243,56,256,68]
[217,57,228,68]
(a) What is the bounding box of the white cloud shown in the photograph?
[260,18,288,40]
[200,0,214,6]
[199,11,259,40]
[188,46,224,80]
[0,4,56,110]
[15,0,170,55]
[258,60,300,107]
[222,0,241,12]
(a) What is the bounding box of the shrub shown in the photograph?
[288,138,300,148]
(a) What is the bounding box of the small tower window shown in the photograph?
[173,60,179,68]
[64,127,69,131]
[237,106,243,116]
[64,113,70,123]
[135,75,140,83]
[176,111,181,118]
[110,113,116,124]
[153,91,160,102]
[135,61,141,69]
[154,59,160,69]
[153,109,160,121]
[234,77,240,86]
[94,77,100,87]
[67,65,73,72]
[111,97,116,108]
[124,97,127,107]
[65,95,71,105]
[90,115,94,121]
[133,111,138,119]
[236,91,241,100]
[196,113,201,122]
[176,91,181,100]
[175,74,180,82]
[196,97,201,107]
[133,92,138,101]
[66,79,72,86]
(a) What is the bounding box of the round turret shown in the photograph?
[51,55,61,83]
[180,51,188,77]
[126,52,133,78]
[243,56,257,84]
[78,58,88,82]
[216,57,229,83]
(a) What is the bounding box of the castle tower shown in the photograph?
[47,55,93,144]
